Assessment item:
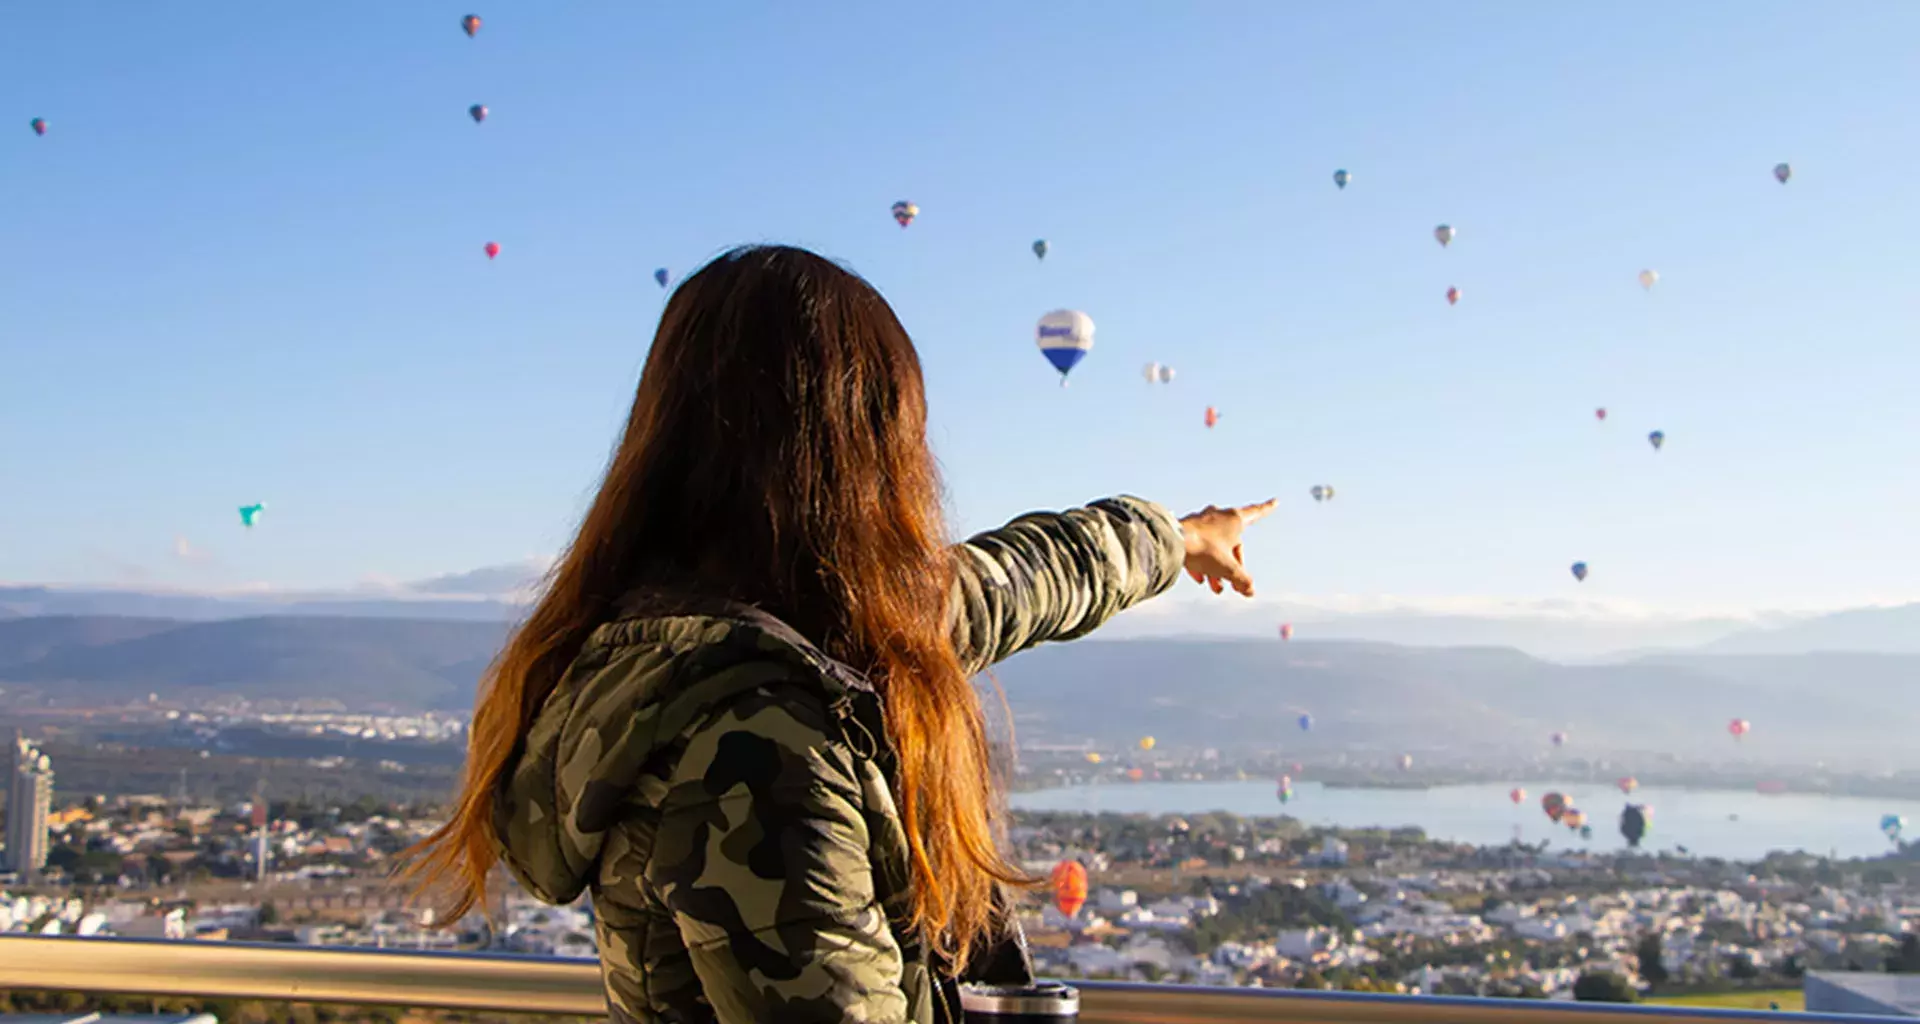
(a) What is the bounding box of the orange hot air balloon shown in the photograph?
[1204,406,1219,429]
[1126,767,1145,781]
[1563,809,1588,830]
[1050,861,1088,918]
[1509,787,1526,805]
[483,241,501,260]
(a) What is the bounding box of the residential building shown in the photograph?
[4,734,53,878]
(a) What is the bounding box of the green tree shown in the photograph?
[1888,934,1920,973]
[1635,932,1670,988]
[1572,971,1639,1003]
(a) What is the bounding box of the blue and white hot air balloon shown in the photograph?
[1036,310,1094,386]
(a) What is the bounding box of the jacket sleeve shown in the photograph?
[646,681,911,1024]
[948,495,1186,675]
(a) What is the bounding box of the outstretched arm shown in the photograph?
[947,496,1186,676]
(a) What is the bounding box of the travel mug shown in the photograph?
[959,982,1079,1023]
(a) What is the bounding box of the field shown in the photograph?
[1647,989,1804,1011]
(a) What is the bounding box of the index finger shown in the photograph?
[1234,497,1280,524]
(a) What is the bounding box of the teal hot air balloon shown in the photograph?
[239,503,265,528]
[1032,239,1049,260]
[1882,814,1906,844]
[30,117,47,137]
[1648,430,1665,451]
[1333,169,1351,190]
[1571,561,1589,582]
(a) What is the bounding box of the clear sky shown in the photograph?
[5,3,1919,616]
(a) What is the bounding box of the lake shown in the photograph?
[1009,780,1920,861]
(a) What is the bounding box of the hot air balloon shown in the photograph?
[1648,430,1665,451]
[1446,287,1461,306]
[1579,824,1594,841]
[1618,776,1638,795]
[891,201,918,228]
[1541,792,1567,822]
[1551,731,1569,747]
[1298,714,1313,732]
[654,268,669,288]
[1050,861,1088,918]
[1510,787,1526,805]
[1311,485,1335,503]
[1140,362,1175,384]
[1434,225,1456,248]
[1620,805,1650,848]
[1728,718,1751,741]
[1036,310,1093,386]
[1125,768,1145,781]
[238,504,265,528]
[1563,808,1588,831]
[1084,752,1102,764]
[461,14,481,37]
[1571,562,1589,582]
[1291,761,1304,774]
[1639,269,1659,290]
[1279,623,1293,642]
[29,118,47,137]
[1774,163,1792,185]
[1138,736,1155,751]
[1333,169,1351,190]
[1033,239,1049,260]
[1398,754,1414,771]
[484,242,500,260]
[1277,785,1292,805]
[469,104,488,124]
[1204,407,1220,429]
[1881,814,1906,844]
[1595,407,1608,422]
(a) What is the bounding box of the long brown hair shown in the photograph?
[403,245,1024,971]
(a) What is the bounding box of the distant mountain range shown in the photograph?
[10,583,1918,660]
[0,614,506,711]
[2,613,1917,770]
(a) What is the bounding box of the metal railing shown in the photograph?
[0,936,1900,1023]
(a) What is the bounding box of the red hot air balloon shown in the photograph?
[1618,776,1639,795]
[1279,623,1293,641]
[1595,408,1607,422]
[1446,286,1461,306]
[1050,861,1088,918]
[1204,406,1220,429]
[462,14,482,37]
[483,242,500,260]
[1510,787,1526,805]
[1542,792,1567,822]
[1728,718,1751,740]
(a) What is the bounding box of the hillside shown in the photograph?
[1,615,1915,768]
[0,615,508,710]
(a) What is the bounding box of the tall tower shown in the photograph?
[5,733,54,879]
[251,780,270,883]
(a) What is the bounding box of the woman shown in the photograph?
[405,245,1275,1024]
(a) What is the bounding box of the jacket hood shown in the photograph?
[493,597,873,905]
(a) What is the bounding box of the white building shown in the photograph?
[4,734,53,878]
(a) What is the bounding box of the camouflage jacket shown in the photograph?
[494,496,1184,1024]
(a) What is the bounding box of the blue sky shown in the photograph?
[5,3,1919,618]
